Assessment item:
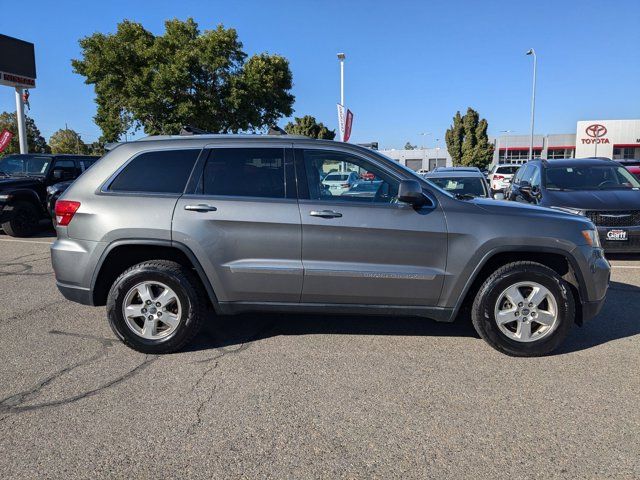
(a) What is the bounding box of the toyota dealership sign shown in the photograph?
[575,120,640,158]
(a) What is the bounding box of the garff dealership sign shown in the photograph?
[581,124,609,145]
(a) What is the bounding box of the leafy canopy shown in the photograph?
[0,112,49,155]
[49,128,88,154]
[72,18,295,142]
[445,108,494,169]
[284,115,336,140]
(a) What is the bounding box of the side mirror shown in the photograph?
[398,179,428,206]
[52,169,63,180]
[519,180,532,195]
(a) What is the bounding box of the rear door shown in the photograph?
[173,144,302,303]
[295,147,447,306]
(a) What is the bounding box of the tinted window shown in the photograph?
[109,149,200,193]
[497,166,519,175]
[79,159,97,171]
[545,165,640,190]
[203,148,285,198]
[0,155,51,175]
[302,150,399,203]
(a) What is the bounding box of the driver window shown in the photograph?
[302,150,399,204]
[530,166,541,187]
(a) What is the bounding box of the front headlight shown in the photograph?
[581,229,601,248]
[0,193,12,202]
[550,206,585,216]
[46,186,57,195]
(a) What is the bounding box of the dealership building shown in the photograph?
[382,119,640,171]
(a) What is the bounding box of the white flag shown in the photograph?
[337,103,346,142]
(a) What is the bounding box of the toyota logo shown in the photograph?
[585,124,607,138]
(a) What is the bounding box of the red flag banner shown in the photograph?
[0,129,13,152]
[344,109,354,142]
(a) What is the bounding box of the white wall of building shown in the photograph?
[380,147,452,171]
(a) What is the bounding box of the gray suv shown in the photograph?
[51,135,610,356]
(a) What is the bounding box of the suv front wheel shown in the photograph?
[472,261,575,357]
[106,260,206,354]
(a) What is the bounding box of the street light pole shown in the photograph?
[526,49,537,160]
[337,53,345,106]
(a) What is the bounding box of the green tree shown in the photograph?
[0,112,49,155]
[284,115,336,139]
[48,128,88,154]
[72,18,295,142]
[445,108,494,169]
[404,142,417,150]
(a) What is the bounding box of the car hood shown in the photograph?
[471,197,590,222]
[0,176,42,191]
[542,189,640,211]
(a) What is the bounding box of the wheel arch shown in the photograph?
[452,247,586,325]
[5,189,44,212]
[91,239,220,312]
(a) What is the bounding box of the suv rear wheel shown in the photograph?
[471,261,575,357]
[1,200,40,237]
[106,260,206,354]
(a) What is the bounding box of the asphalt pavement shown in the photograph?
[0,232,639,479]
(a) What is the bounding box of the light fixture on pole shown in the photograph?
[526,49,537,160]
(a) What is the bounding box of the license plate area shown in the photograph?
[606,229,628,241]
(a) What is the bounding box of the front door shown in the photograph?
[173,145,303,303]
[295,148,448,306]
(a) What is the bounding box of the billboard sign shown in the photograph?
[0,34,36,88]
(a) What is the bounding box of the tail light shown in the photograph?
[494,175,505,180]
[55,200,81,226]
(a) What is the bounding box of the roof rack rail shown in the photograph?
[180,125,212,135]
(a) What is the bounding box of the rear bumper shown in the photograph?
[597,226,640,253]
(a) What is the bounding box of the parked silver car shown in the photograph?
[51,134,610,356]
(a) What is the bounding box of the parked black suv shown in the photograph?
[507,158,640,252]
[0,153,98,236]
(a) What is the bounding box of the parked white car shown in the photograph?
[488,164,521,196]
[322,171,359,196]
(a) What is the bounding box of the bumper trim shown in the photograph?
[56,282,94,306]
[581,298,606,323]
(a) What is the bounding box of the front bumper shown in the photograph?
[573,245,610,322]
[597,226,640,253]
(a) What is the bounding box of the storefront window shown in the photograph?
[613,147,640,160]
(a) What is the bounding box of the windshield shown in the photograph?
[429,176,487,197]
[545,165,640,190]
[0,155,51,176]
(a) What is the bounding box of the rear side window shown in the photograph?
[202,148,285,198]
[109,149,200,193]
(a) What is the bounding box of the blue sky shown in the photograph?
[1,0,639,149]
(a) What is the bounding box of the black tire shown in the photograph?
[471,261,575,357]
[1,200,40,237]
[106,260,207,354]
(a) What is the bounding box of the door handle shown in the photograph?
[309,210,342,218]
[184,204,217,212]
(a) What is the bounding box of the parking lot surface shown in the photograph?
[1,233,639,479]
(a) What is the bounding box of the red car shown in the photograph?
[625,165,640,180]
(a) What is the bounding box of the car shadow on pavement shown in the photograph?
[558,281,640,354]
[186,311,479,353]
[186,280,640,355]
